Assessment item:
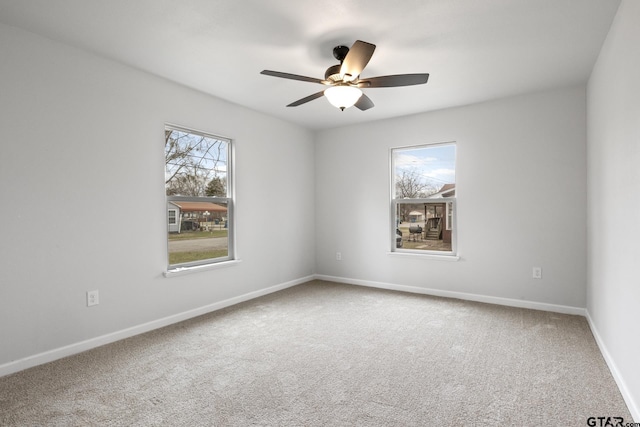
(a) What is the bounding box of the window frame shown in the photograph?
[390,141,457,257]
[164,124,234,271]
[168,209,177,225]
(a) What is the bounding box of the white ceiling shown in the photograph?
[0,0,620,131]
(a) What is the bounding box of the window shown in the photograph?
[391,142,456,255]
[168,209,177,225]
[165,125,233,269]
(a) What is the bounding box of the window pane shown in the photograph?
[392,144,456,199]
[392,143,456,254]
[165,126,232,268]
[167,199,229,265]
[165,129,228,197]
[395,201,453,252]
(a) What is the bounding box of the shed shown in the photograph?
[408,211,424,222]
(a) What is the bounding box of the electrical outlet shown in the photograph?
[87,290,99,306]
[532,267,542,279]
[336,252,342,261]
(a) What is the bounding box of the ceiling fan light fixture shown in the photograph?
[324,85,363,111]
[261,40,429,111]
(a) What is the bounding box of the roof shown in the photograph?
[427,184,456,198]
[169,201,227,212]
[439,184,456,193]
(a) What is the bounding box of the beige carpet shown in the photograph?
[0,280,632,426]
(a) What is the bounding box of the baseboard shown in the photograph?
[314,274,640,419]
[313,274,586,316]
[585,311,639,422]
[0,275,313,378]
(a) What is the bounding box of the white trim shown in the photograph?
[164,124,234,272]
[0,275,313,378]
[585,311,640,422]
[313,274,586,316]
[164,259,241,277]
[390,141,458,254]
[387,251,460,261]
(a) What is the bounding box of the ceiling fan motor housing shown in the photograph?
[325,45,351,82]
[324,64,342,81]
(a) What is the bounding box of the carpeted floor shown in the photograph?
[0,280,633,426]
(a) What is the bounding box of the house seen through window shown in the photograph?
[165,125,233,268]
[391,142,456,255]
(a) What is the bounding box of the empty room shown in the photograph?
[0,0,638,425]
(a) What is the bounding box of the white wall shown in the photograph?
[315,86,587,309]
[0,24,315,368]
[587,0,640,419]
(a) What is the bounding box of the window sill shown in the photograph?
[164,259,242,278]
[387,252,460,261]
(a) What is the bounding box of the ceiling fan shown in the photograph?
[260,40,429,111]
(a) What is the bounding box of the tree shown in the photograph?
[205,177,226,197]
[395,168,441,198]
[165,129,227,196]
[395,169,439,222]
[166,174,208,196]
[396,169,425,199]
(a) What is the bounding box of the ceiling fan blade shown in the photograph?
[261,70,327,85]
[354,94,374,111]
[358,73,429,88]
[340,40,376,81]
[287,91,325,107]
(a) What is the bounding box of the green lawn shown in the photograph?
[168,230,228,240]
[169,249,229,265]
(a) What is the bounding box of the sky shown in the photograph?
[393,143,456,188]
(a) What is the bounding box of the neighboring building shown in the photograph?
[425,184,456,243]
[427,183,455,198]
[408,211,425,222]
[167,201,227,233]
